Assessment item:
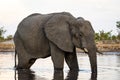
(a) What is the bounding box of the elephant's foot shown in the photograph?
[65,70,79,80]
[53,68,64,80]
[91,72,97,79]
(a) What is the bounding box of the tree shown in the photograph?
[116,21,120,40]
[99,30,112,40]
[6,35,13,40]
[0,27,6,37]
[111,35,117,40]
[95,30,116,41]
[0,27,6,41]
[116,21,120,29]
[95,33,100,41]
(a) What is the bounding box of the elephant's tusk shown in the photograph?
[83,48,88,53]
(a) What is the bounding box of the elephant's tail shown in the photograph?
[14,49,17,80]
[14,49,17,69]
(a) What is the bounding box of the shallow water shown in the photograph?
[0,52,120,80]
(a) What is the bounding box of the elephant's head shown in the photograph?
[74,17,96,52]
[76,17,97,74]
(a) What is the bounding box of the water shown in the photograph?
[0,52,120,80]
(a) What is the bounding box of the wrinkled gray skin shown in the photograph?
[14,12,97,76]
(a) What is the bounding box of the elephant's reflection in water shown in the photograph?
[53,70,78,80]
[15,69,47,80]
[15,69,97,80]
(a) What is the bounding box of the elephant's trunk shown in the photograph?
[81,45,97,75]
[87,45,97,76]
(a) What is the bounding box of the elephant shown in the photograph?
[14,12,99,77]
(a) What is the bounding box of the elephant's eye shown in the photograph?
[79,32,83,37]
[75,33,82,39]
[79,34,82,37]
[79,33,82,37]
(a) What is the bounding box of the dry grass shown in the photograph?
[0,43,14,49]
[0,43,15,51]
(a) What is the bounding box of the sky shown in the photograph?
[0,0,120,37]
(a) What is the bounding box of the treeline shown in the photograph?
[95,21,120,41]
[95,30,120,41]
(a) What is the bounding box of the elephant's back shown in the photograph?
[16,14,51,58]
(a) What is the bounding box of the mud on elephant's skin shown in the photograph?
[14,12,98,76]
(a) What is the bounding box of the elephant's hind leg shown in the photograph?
[14,34,36,69]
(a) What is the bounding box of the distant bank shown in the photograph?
[0,40,14,52]
[0,40,120,52]
[96,40,120,52]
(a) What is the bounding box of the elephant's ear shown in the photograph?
[44,19,74,52]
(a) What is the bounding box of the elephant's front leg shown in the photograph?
[50,42,64,80]
[65,48,79,71]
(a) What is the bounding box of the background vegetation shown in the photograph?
[95,21,120,41]
[95,30,120,41]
